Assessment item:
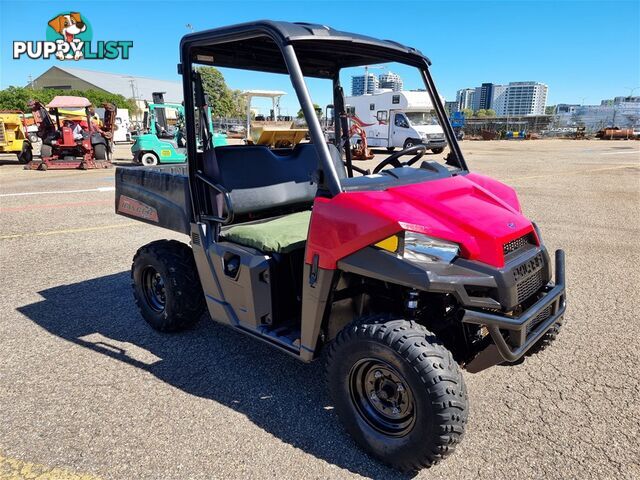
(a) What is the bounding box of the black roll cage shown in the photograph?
[178,21,468,224]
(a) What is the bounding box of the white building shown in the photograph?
[378,71,403,91]
[502,82,548,116]
[457,81,548,116]
[491,85,508,115]
[456,88,476,111]
[555,101,640,132]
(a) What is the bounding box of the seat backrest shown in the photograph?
[204,143,345,223]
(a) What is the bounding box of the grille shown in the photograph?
[0,122,5,143]
[516,269,545,303]
[527,305,552,333]
[504,233,533,256]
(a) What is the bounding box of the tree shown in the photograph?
[297,103,323,119]
[485,109,497,117]
[0,86,134,111]
[476,109,487,118]
[196,66,245,118]
[545,105,556,115]
[461,108,474,118]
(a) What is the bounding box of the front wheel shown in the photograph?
[131,240,206,332]
[431,147,445,154]
[93,143,107,160]
[402,138,420,151]
[326,315,468,471]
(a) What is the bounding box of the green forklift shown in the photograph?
[132,102,226,166]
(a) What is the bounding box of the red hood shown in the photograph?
[307,173,535,269]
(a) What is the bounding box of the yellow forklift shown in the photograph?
[0,110,33,164]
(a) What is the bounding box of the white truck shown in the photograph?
[345,90,446,153]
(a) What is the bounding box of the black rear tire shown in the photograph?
[131,240,205,332]
[431,147,445,154]
[386,147,395,153]
[17,143,33,164]
[94,143,107,160]
[326,315,468,471]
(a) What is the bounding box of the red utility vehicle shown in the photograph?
[115,22,566,471]
[27,95,116,170]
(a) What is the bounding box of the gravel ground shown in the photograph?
[0,139,638,479]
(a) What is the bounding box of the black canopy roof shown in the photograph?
[180,20,431,78]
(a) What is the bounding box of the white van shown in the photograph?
[345,90,446,152]
[113,109,131,143]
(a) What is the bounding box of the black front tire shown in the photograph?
[131,240,206,332]
[326,315,468,471]
[40,144,52,158]
[402,138,420,151]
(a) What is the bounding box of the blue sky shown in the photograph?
[1,0,639,114]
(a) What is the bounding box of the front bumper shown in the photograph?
[422,138,446,149]
[463,250,566,362]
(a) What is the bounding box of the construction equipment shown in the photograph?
[132,103,226,166]
[26,96,115,170]
[241,90,307,148]
[348,122,374,160]
[595,127,635,140]
[0,110,33,164]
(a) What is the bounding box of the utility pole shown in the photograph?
[128,78,139,122]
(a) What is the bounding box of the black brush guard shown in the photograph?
[463,250,566,362]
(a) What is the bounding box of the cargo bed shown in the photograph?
[115,164,192,235]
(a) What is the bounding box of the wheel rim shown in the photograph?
[349,358,416,437]
[142,155,156,166]
[142,266,166,313]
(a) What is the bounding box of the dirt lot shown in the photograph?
[1,139,639,479]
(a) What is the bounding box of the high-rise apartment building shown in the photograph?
[351,73,379,96]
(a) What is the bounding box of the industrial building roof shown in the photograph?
[31,66,183,103]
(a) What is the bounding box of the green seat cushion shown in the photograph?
[220,211,311,254]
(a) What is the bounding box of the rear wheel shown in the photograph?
[431,147,445,154]
[386,147,395,153]
[131,240,205,332]
[29,133,39,143]
[94,143,107,160]
[326,315,468,471]
[141,152,159,166]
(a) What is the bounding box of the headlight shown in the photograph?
[374,232,459,263]
[404,232,459,263]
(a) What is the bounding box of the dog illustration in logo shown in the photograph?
[48,12,86,60]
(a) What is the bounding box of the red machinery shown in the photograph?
[26,96,116,170]
[348,122,374,160]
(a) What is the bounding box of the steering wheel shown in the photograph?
[373,144,427,174]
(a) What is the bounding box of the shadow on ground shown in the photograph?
[18,272,412,479]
